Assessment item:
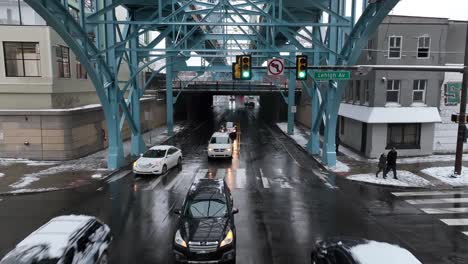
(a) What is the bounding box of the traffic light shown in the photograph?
[240,55,252,80]
[296,55,308,80]
[232,62,241,80]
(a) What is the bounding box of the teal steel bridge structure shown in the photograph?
[24,0,400,169]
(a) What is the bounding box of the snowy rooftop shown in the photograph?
[349,240,422,264]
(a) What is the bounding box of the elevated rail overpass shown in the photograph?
[24,0,400,168]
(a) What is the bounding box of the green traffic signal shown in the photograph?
[298,71,306,79]
[242,71,250,78]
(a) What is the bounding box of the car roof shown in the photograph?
[188,179,226,199]
[211,132,230,138]
[13,215,95,259]
[149,145,174,150]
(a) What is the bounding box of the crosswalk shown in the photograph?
[158,167,296,191]
[392,190,468,237]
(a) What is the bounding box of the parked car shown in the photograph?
[173,179,238,264]
[311,238,422,264]
[0,215,112,264]
[207,132,233,159]
[133,145,182,176]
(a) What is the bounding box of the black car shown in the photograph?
[173,179,238,264]
[311,238,422,264]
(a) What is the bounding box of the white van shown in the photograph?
[207,132,233,159]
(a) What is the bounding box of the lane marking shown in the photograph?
[106,170,131,183]
[165,176,183,190]
[259,168,270,189]
[406,198,468,205]
[144,175,165,191]
[392,191,468,197]
[236,168,246,189]
[216,169,226,180]
[421,207,468,214]
[440,218,468,226]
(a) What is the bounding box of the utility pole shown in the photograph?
[453,24,468,176]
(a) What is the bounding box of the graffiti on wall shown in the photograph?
[445,82,462,106]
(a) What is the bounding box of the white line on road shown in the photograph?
[392,191,468,197]
[406,198,468,205]
[165,176,183,190]
[259,168,270,188]
[236,168,246,189]
[144,175,165,191]
[217,169,226,180]
[440,218,468,226]
[421,207,468,214]
[106,170,131,183]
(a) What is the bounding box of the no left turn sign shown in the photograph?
[267,58,285,76]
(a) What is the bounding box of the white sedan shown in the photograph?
[133,145,182,175]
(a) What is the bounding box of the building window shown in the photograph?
[387,123,421,149]
[354,80,361,103]
[68,6,79,22]
[388,36,402,59]
[386,80,400,103]
[413,80,427,103]
[364,80,370,104]
[417,36,430,58]
[3,42,41,77]
[76,57,87,79]
[56,45,70,78]
[0,0,46,25]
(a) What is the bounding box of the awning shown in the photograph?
[338,103,442,124]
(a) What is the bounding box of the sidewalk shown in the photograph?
[277,122,468,189]
[0,123,187,195]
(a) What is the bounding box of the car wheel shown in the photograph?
[229,256,236,264]
[98,252,109,264]
[177,157,182,168]
[162,165,168,175]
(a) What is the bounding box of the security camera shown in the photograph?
[381,77,387,82]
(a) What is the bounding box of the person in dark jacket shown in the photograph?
[376,153,386,178]
[384,147,398,179]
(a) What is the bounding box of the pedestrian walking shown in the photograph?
[384,147,398,179]
[376,153,386,178]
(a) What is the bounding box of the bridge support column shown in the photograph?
[287,54,296,135]
[129,17,146,155]
[307,86,321,155]
[104,0,124,169]
[166,52,174,136]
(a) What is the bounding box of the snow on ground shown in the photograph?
[7,188,59,194]
[347,171,432,187]
[369,154,468,164]
[91,174,102,179]
[0,173,4,178]
[422,167,468,186]
[350,240,422,264]
[276,123,350,173]
[0,158,58,166]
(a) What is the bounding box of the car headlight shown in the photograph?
[220,229,234,247]
[133,161,137,168]
[174,230,187,248]
[209,148,214,151]
[226,148,232,152]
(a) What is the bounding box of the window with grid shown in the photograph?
[3,42,41,77]
[76,57,87,79]
[56,45,70,78]
[386,80,400,103]
[387,124,421,149]
[364,80,370,103]
[417,36,430,58]
[388,36,402,58]
[354,80,361,102]
[413,80,427,103]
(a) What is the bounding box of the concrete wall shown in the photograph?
[446,21,467,64]
[341,118,363,151]
[0,99,166,160]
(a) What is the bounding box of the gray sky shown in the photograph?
[391,0,468,21]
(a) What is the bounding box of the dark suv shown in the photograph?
[173,179,238,264]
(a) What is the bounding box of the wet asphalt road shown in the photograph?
[1,105,468,264]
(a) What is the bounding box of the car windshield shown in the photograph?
[210,137,229,144]
[143,149,166,158]
[187,199,227,218]
[226,122,234,128]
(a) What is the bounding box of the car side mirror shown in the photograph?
[232,208,239,215]
[173,208,182,215]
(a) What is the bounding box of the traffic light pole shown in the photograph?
[453,25,468,177]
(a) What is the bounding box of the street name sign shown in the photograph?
[314,71,351,81]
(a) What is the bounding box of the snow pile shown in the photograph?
[9,165,76,189]
[0,173,4,178]
[326,161,351,173]
[347,171,432,187]
[0,158,58,166]
[91,174,102,179]
[422,167,468,186]
[8,188,59,194]
[350,240,422,264]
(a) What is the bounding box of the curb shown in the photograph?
[0,123,190,196]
